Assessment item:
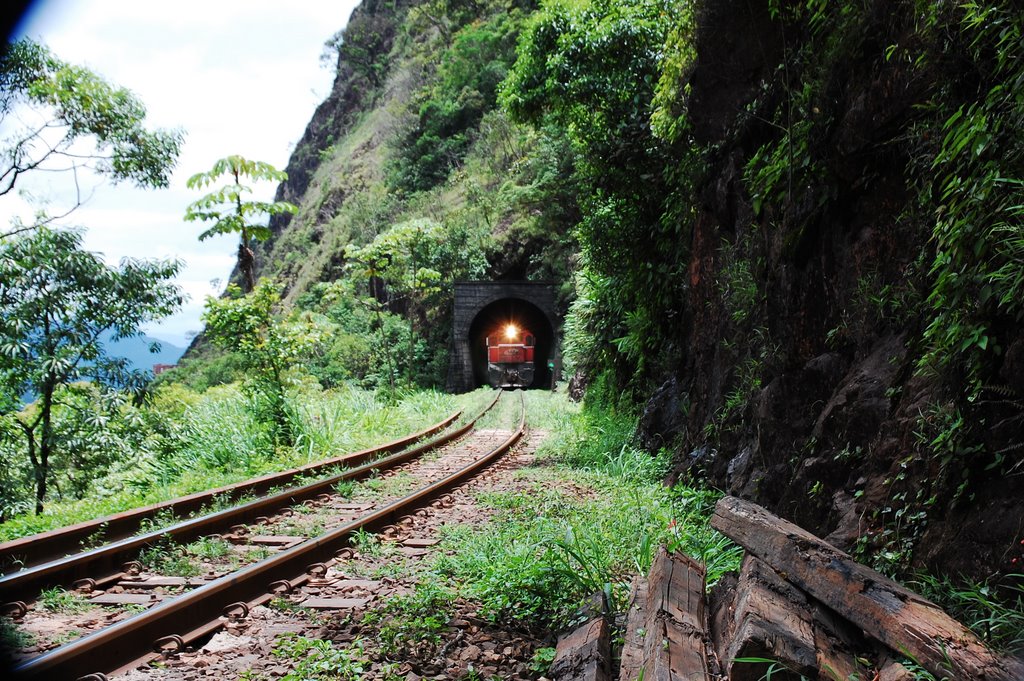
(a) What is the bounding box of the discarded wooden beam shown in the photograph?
[812,602,868,681]
[711,496,1024,681]
[708,572,737,673]
[551,616,611,681]
[721,555,817,681]
[618,548,711,681]
[618,577,649,681]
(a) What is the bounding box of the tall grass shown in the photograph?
[158,386,274,479]
[0,384,454,542]
[433,392,741,630]
[911,572,1024,654]
[290,386,455,461]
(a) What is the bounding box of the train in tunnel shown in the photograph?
[485,323,535,388]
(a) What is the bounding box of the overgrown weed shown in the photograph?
[0,385,453,542]
[271,633,368,680]
[37,587,91,614]
[911,572,1024,654]
[362,581,454,660]
[435,393,740,631]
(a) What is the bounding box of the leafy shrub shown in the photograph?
[911,572,1024,654]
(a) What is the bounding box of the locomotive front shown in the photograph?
[485,323,535,388]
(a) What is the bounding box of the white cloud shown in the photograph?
[6,0,361,344]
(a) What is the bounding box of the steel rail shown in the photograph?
[14,390,525,680]
[0,409,463,571]
[0,393,499,603]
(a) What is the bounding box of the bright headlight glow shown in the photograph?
[504,323,518,340]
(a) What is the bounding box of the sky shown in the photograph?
[3,0,362,345]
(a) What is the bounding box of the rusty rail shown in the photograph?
[13,390,525,679]
[0,409,464,572]
[0,393,500,603]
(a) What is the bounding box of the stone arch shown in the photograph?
[447,281,560,392]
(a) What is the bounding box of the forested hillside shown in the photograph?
[229,0,1024,583]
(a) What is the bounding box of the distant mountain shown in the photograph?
[102,331,186,373]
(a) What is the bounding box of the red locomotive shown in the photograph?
[486,323,535,388]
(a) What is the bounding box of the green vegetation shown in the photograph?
[390,11,523,192]
[0,227,183,514]
[0,618,34,650]
[201,279,321,446]
[343,218,484,388]
[0,386,454,541]
[0,38,183,216]
[185,155,297,292]
[362,582,454,659]
[4,4,1024,675]
[429,394,739,630]
[911,572,1024,654]
[503,0,691,389]
[37,587,91,614]
[185,536,233,561]
[0,39,186,521]
[138,536,202,577]
[270,633,369,681]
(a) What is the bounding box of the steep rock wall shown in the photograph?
[641,0,1024,579]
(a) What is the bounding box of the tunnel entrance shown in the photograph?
[447,281,560,393]
[469,298,554,389]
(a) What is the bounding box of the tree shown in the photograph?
[201,278,319,446]
[0,227,183,513]
[184,155,297,292]
[0,39,183,227]
[391,13,522,192]
[345,218,486,387]
[322,13,392,86]
[500,0,686,387]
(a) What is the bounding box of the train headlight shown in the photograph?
[504,323,517,340]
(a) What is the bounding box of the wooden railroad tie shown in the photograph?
[712,495,1024,681]
[549,496,1024,681]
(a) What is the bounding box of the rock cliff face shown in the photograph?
[637,0,1024,579]
[254,0,415,295]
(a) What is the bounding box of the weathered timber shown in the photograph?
[722,555,817,681]
[618,548,710,681]
[711,496,1024,681]
[708,571,737,672]
[619,577,650,681]
[551,616,611,681]
[812,602,869,681]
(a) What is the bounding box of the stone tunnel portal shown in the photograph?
[447,281,559,393]
[468,298,554,389]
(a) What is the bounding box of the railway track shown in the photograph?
[5,389,525,679]
[0,393,496,604]
[0,408,467,573]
